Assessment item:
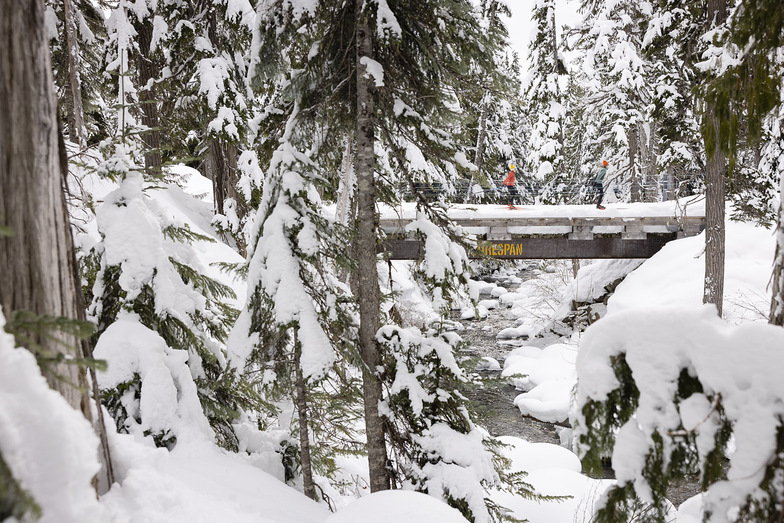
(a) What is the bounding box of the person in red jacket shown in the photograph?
[502,164,518,208]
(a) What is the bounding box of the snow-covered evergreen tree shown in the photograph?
[84,141,255,450]
[524,0,568,202]
[575,0,655,202]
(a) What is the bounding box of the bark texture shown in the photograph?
[63,0,85,146]
[770,201,784,326]
[0,0,91,413]
[205,138,247,256]
[702,0,728,317]
[355,0,390,493]
[294,339,316,500]
[629,126,642,203]
[135,17,162,175]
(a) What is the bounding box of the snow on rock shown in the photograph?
[576,306,784,521]
[608,219,775,324]
[0,307,107,523]
[325,490,467,523]
[490,286,508,298]
[496,325,529,340]
[496,436,581,473]
[478,299,499,310]
[475,280,498,296]
[460,304,489,320]
[499,292,525,306]
[475,356,501,371]
[502,344,577,391]
[514,379,575,424]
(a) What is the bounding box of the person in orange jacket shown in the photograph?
[502,164,518,208]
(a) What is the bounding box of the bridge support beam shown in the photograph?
[380,235,675,260]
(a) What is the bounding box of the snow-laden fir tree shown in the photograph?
[229,0,367,499]
[46,0,110,147]
[84,141,256,450]
[524,0,569,202]
[235,0,543,515]
[574,0,656,203]
[642,0,704,199]
[575,308,784,523]
[149,0,261,255]
[458,1,529,204]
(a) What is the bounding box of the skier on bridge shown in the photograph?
[594,160,608,210]
[502,164,519,209]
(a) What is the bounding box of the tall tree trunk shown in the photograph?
[293,335,316,500]
[465,95,488,203]
[770,199,784,326]
[63,0,85,147]
[135,17,162,175]
[1,0,114,490]
[0,0,90,413]
[355,0,390,493]
[204,7,247,256]
[629,126,641,202]
[702,0,728,318]
[550,3,564,152]
[205,138,247,256]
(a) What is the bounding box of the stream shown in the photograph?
[457,265,701,508]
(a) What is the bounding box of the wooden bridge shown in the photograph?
[377,201,705,260]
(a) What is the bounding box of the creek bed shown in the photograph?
[457,269,702,507]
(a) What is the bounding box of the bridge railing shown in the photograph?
[379,215,705,241]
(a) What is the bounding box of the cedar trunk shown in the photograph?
[629,126,642,203]
[294,337,316,500]
[205,138,247,256]
[702,0,728,317]
[63,0,85,147]
[770,201,784,326]
[135,17,162,175]
[355,0,391,492]
[0,0,91,413]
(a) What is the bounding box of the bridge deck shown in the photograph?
[377,199,705,259]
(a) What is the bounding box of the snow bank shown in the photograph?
[487,436,613,522]
[608,219,775,323]
[325,490,466,523]
[101,436,327,523]
[0,308,107,522]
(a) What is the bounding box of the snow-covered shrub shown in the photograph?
[85,147,254,449]
[377,325,539,523]
[575,306,784,522]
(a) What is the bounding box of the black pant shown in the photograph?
[505,185,518,205]
[594,182,604,206]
